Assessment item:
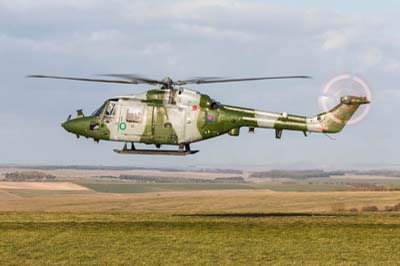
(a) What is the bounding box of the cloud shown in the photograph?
[0,30,172,59]
[321,30,349,51]
[1,1,398,83]
[359,48,383,69]
[173,23,257,43]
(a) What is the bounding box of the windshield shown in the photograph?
[92,102,107,117]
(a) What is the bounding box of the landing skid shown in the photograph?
[114,143,199,156]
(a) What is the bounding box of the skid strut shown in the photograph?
[114,143,199,156]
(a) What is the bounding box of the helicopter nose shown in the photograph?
[62,120,77,133]
[61,116,110,141]
[61,117,95,137]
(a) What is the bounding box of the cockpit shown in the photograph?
[92,99,119,118]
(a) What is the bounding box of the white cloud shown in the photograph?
[359,48,383,69]
[321,30,349,51]
[0,0,397,75]
[0,30,172,58]
[0,0,100,14]
[173,23,257,43]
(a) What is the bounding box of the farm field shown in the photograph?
[1,181,400,265]
[77,180,351,193]
[0,187,400,212]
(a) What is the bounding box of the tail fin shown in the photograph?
[308,96,370,133]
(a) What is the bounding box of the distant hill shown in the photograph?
[249,169,346,179]
[4,171,56,181]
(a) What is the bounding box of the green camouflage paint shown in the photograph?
[62,89,369,148]
[62,116,111,141]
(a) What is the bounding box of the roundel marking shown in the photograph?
[119,122,127,131]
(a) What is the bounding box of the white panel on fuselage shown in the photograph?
[171,89,202,143]
[114,99,148,142]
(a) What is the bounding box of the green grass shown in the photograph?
[252,181,350,192]
[0,212,400,265]
[76,176,400,194]
[80,182,256,193]
[78,181,350,193]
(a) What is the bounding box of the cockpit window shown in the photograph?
[92,100,118,117]
[92,102,107,117]
[105,102,117,116]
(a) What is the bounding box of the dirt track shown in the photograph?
[0,182,89,191]
[0,168,240,180]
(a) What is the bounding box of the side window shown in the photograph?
[126,108,143,123]
[105,102,116,117]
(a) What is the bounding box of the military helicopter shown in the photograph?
[29,74,370,156]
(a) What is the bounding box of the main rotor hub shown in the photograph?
[160,77,176,89]
[162,77,173,84]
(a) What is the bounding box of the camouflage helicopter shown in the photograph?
[29,74,370,156]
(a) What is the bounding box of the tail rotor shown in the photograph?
[318,74,372,126]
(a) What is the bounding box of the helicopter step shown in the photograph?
[114,143,199,156]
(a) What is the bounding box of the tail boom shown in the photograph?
[235,95,369,135]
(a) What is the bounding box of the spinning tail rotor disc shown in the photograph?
[319,74,372,126]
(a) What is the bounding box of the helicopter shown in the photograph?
[29,74,370,156]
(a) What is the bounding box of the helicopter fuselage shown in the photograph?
[62,88,257,145]
[61,87,369,152]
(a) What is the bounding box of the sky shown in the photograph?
[0,0,399,167]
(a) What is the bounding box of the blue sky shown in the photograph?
[0,0,399,167]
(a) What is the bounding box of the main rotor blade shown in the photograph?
[182,76,225,82]
[178,76,312,85]
[99,74,164,85]
[27,75,142,85]
[28,74,312,86]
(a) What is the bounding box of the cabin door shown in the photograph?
[118,104,148,140]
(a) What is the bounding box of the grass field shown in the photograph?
[1,187,400,265]
[80,182,256,193]
[1,212,400,266]
[1,188,400,212]
[78,180,350,193]
[78,178,400,194]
